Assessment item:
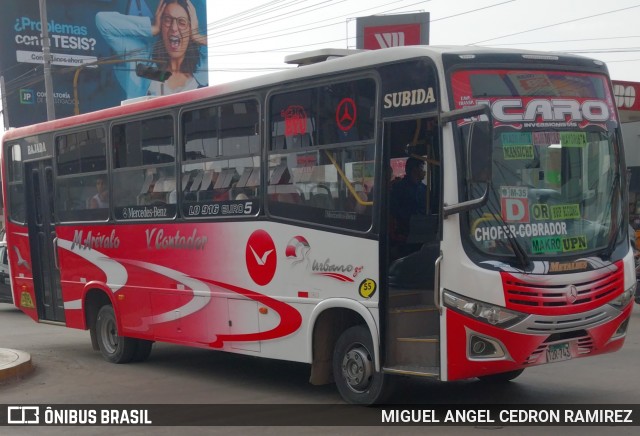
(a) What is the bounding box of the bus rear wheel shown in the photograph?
[333,325,389,405]
[477,369,524,383]
[96,305,136,364]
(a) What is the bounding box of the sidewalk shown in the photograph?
[0,348,33,382]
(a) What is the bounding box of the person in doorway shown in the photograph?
[96,0,208,98]
[89,175,109,209]
[389,157,427,258]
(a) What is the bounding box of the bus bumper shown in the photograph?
[445,302,633,381]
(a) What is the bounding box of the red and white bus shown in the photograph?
[1,46,635,404]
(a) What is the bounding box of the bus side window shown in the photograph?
[268,164,303,204]
[55,127,109,222]
[181,99,261,218]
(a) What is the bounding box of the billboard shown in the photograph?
[613,80,640,112]
[356,13,430,50]
[0,0,208,128]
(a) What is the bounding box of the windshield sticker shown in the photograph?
[503,144,534,160]
[548,260,589,272]
[474,222,567,242]
[532,131,560,146]
[532,203,581,220]
[501,132,534,160]
[500,186,529,223]
[532,235,587,254]
[451,69,618,129]
[476,98,610,129]
[500,186,528,198]
[502,132,533,145]
[559,132,587,148]
[282,105,308,136]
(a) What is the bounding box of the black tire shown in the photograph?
[132,339,154,362]
[333,325,390,405]
[477,368,524,383]
[95,305,136,364]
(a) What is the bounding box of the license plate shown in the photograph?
[546,342,571,363]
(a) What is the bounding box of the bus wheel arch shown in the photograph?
[309,307,363,385]
[95,304,137,364]
[308,299,379,386]
[84,288,113,351]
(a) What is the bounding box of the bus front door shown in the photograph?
[383,117,441,377]
[25,160,65,323]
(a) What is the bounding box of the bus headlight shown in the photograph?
[608,285,635,310]
[443,290,526,327]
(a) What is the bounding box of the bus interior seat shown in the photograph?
[273,135,286,150]
[200,170,216,191]
[388,241,439,292]
[285,133,312,149]
[189,170,204,192]
[308,184,334,209]
[140,172,155,194]
[268,164,303,204]
[181,173,191,191]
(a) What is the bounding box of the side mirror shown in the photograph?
[440,104,493,217]
[467,121,493,184]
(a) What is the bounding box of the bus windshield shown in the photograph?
[450,69,623,260]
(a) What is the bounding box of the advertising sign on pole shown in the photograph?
[0,0,208,128]
[356,13,430,50]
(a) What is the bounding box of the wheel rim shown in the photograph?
[341,344,373,393]
[99,315,118,355]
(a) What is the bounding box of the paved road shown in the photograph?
[0,303,638,435]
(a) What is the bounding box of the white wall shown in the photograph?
[622,121,640,167]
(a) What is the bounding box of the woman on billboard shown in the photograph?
[96,0,208,98]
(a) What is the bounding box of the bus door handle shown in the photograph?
[434,251,443,313]
[52,237,60,270]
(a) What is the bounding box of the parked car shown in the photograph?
[0,232,13,304]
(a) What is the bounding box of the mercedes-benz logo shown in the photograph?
[566,285,578,304]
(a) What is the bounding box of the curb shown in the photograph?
[0,348,33,383]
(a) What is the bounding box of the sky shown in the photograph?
[205,0,640,85]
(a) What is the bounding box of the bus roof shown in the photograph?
[1,45,607,141]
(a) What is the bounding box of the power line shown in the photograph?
[562,47,640,54]
[431,0,516,22]
[470,4,640,45]
[488,35,640,46]
[606,58,640,63]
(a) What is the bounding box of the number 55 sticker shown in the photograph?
[358,278,377,299]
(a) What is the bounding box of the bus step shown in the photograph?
[388,289,433,307]
[387,305,439,338]
[383,365,439,378]
[388,335,439,368]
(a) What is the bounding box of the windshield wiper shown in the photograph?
[602,171,622,259]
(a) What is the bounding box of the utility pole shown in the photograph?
[39,0,56,120]
[0,76,9,129]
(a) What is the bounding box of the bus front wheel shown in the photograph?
[95,305,137,364]
[333,325,390,405]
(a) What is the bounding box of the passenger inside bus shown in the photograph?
[89,175,109,209]
[389,157,427,259]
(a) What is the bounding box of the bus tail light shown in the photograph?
[443,290,526,327]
